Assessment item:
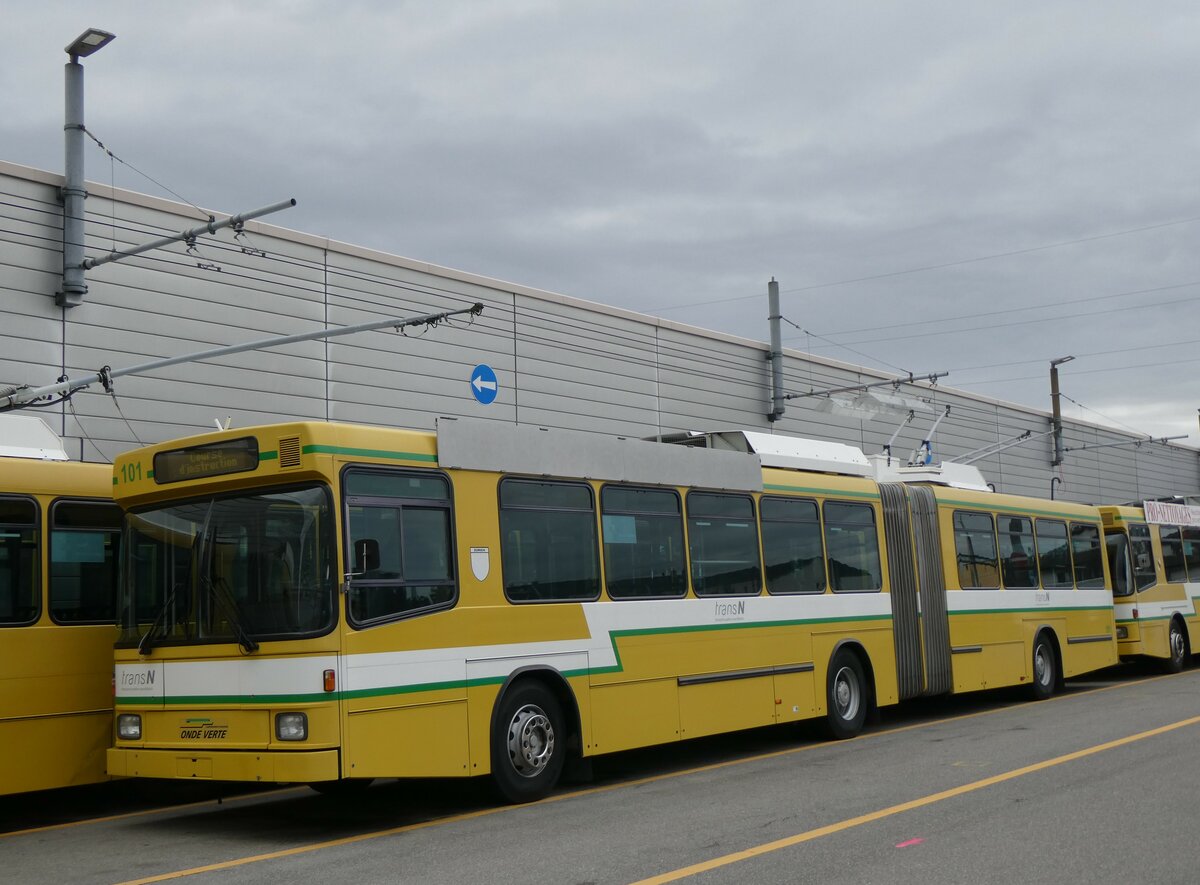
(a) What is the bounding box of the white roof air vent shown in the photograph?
[660,430,872,477]
[870,454,991,491]
[0,414,71,460]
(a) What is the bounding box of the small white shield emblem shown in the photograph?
[470,547,490,582]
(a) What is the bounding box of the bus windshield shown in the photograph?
[120,484,335,647]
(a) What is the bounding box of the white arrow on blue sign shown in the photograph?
[470,364,499,404]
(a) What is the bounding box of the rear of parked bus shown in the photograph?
[1,421,121,795]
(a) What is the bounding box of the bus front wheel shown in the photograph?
[1031,635,1057,700]
[491,681,565,803]
[824,649,868,740]
[1164,619,1187,674]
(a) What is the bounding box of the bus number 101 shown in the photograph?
[119,462,144,484]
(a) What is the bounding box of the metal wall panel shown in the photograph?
[1,160,1196,507]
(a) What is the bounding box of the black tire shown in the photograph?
[1163,619,1187,674]
[309,777,374,796]
[824,649,868,740]
[1031,634,1057,700]
[491,681,565,803]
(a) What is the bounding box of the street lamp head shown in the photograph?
[1050,355,1076,367]
[65,28,115,60]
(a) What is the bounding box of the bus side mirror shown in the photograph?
[354,538,380,575]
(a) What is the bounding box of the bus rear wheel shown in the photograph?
[1031,635,1057,700]
[1163,619,1187,674]
[491,682,565,804]
[824,649,868,739]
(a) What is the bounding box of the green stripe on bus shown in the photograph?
[260,451,278,462]
[948,605,1114,616]
[114,614,894,706]
[762,484,880,500]
[302,444,438,463]
[934,497,1099,521]
[592,614,894,675]
[117,692,333,706]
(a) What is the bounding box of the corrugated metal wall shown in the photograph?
[2,160,1197,504]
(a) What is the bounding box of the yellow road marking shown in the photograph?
[109,669,1191,884]
[632,714,1200,884]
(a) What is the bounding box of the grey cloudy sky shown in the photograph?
[4,1,1199,447]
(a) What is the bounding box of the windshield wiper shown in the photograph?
[193,500,259,654]
[137,579,183,655]
[139,499,215,655]
[202,573,259,654]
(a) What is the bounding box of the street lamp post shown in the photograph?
[57,28,115,308]
[1050,355,1075,466]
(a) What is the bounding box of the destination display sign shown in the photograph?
[154,437,259,484]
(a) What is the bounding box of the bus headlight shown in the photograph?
[118,713,142,740]
[1116,625,1128,639]
[276,712,308,741]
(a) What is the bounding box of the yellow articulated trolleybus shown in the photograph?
[107,420,1118,802]
[0,415,122,795]
[1101,500,1200,671]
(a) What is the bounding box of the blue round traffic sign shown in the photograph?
[469,364,498,405]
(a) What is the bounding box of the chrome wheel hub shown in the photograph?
[1034,648,1050,685]
[506,703,554,778]
[833,666,860,721]
[1171,626,1185,662]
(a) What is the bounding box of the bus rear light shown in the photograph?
[276,712,308,741]
[117,713,142,740]
[323,669,336,692]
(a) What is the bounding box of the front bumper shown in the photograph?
[107,747,339,782]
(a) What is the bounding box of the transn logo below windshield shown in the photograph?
[120,670,155,688]
[180,718,228,740]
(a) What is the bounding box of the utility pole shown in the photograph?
[1050,355,1074,466]
[59,28,115,307]
[766,278,785,422]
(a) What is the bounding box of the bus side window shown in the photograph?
[1128,523,1156,591]
[824,501,881,593]
[0,497,39,625]
[499,478,599,603]
[998,515,1037,589]
[760,496,826,595]
[600,486,686,600]
[1070,523,1105,589]
[49,500,122,623]
[953,510,999,590]
[1184,527,1200,583]
[687,491,762,597]
[344,469,456,624]
[1159,525,1188,583]
[1035,520,1073,589]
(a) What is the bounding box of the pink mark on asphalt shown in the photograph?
[895,838,925,849]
